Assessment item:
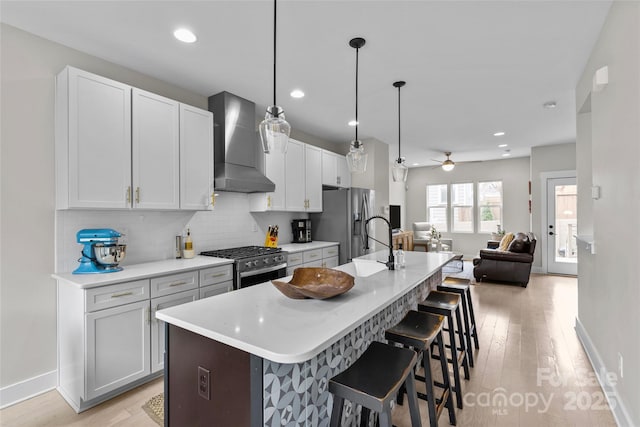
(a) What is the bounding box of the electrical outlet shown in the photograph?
[198,366,210,400]
[618,352,623,379]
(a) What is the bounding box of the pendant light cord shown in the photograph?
[397,84,401,159]
[273,0,277,109]
[355,46,359,142]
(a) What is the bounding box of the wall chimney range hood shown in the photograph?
[208,91,275,193]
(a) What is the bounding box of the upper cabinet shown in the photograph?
[321,150,351,188]
[55,66,214,210]
[249,138,322,212]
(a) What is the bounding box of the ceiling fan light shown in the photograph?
[259,105,290,154]
[442,159,455,171]
[392,158,408,182]
[346,139,367,173]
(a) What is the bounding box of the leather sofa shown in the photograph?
[472,232,536,287]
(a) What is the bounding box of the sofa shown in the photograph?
[472,232,536,287]
[412,222,452,252]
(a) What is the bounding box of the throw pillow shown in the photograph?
[498,232,514,251]
[507,237,526,253]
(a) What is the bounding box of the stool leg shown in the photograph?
[378,402,393,427]
[454,307,470,380]
[330,395,344,427]
[445,313,463,409]
[422,346,438,427]
[360,407,371,427]
[403,371,422,427]
[436,331,457,426]
[467,289,479,350]
[460,292,474,368]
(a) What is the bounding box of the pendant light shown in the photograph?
[259,0,290,154]
[442,152,455,171]
[346,37,368,174]
[392,81,408,182]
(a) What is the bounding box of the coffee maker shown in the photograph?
[291,219,312,243]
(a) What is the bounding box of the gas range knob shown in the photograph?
[264,258,270,264]
[253,260,259,267]
[245,261,253,268]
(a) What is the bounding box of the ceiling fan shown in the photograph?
[431,151,456,171]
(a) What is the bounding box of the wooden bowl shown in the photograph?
[272,267,355,300]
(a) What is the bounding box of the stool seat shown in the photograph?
[329,341,422,426]
[421,290,460,310]
[442,277,471,285]
[385,310,444,349]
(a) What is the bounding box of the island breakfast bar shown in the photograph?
[156,250,455,426]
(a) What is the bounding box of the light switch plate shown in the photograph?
[591,185,600,199]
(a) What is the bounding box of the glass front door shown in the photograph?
[546,177,577,275]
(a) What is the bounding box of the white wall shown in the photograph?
[530,143,576,268]
[575,3,640,425]
[405,157,531,259]
[0,23,322,403]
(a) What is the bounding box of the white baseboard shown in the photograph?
[0,370,57,410]
[575,317,634,427]
[531,266,544,274]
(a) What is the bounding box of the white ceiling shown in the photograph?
[1,0,611,167]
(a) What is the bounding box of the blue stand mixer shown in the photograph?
[73,228,127,274]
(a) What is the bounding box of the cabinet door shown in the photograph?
[199,281,233,299]
[285,139,306,211]
[151,289,199,373]
[64,67,132,208]
[132,89,180,209]
[264,150,286,211]
[305,145,323,211]
[180,104,214,210]
[323,256,339,269]
[321,150,337,186]
[336,154,352,188]
[85,300,150,400]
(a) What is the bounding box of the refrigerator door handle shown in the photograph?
[361,193,369,251]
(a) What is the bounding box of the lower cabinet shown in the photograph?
[56,263,233,412]
[286,245,339,275]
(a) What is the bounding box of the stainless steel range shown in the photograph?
[200,246,287,290]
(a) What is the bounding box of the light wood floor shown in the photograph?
[0,271,617,427]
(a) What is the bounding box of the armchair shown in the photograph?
[472,232,536,287]
[412,222,452,252]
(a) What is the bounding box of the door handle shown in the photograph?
[549,232,555,236]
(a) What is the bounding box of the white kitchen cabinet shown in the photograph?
[56,66,214,211]
[56,66,132,209]
[285,244,340,275]
[249,149,286,212]
[180,104,214,210]
[285,139,307,211]
[321,150,351,188]
[305,144,323,211]
[85,299,150,400]
[132,89,180,209]
[151,288,199,373]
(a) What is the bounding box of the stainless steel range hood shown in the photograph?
[208,91,275,193]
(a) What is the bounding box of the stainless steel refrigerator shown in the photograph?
[310,187,375,265]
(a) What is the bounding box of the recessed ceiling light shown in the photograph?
[543,101,557,109]
[290,89,305,98]
[498,144,508,148]
[502,152,511,157]
[493,131,505,136]
[348,120,359,127]
[412,163,420,166]
[174,28,197,43]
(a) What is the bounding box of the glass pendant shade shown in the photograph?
[346,140,368,174]
[442,159,455,171]
[392,157,408,182]
[259,105,290,154]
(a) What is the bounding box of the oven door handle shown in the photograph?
[239,263,288,278]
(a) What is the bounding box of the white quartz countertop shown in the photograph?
[52,256,234,289]
[156,250,454,364]
[279,241,339,253]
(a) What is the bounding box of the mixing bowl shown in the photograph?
[93,244,127,266]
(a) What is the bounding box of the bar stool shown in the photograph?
[329,341,422,427]
[418,290,470,409]
[384,310,456,427]
[439,277,479,366]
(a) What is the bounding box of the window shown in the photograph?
[426,184,448,231]
[451,183,474,232]
[478,181,503,233]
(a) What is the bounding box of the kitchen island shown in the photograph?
[156,250,454,426]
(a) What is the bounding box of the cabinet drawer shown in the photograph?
[286,252,303,267]
[303,249,323,264]
[323,256,339,269]
[304,259,324,268]
[199,280,233,299]
[85,280,150,312]
[150,271,198,298]
[199,264,234,287]
[322,246,339,259]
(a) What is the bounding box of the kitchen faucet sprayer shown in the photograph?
[364,215,395,270]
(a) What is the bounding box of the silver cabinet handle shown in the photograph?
[169,281,187,287]
[111,291,133,298]
[209,273,226,278]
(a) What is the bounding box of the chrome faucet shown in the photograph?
[364,215,395,270]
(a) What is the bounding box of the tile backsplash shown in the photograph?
[55,192,306,273]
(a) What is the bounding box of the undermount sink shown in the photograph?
[350,259,388,277]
